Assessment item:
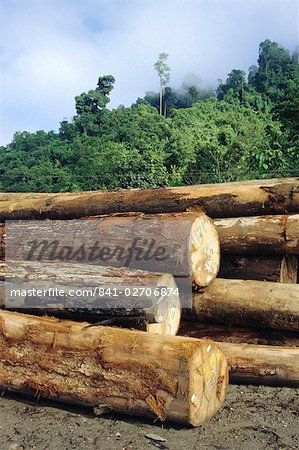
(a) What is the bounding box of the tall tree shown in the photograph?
[217,69,247,103]
[249,40,294,103]
[74,75,115,135]
[274,77,299,161]
[154,53,170,116]
[75,75,115,115]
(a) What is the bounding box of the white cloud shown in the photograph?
[0,0,298,145]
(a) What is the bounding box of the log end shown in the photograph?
[188,340,228,426]
[191,215,220,288]
[147,274,181,335]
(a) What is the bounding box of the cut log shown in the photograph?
[218,342,299,387]
[3,211,220,287]
[0,310,228,426]
[0,178,298,220]
[215,214,299,255]
[191,278,299,331]
[179,321,299,347]
[75,308,299,388]
[219,255,298,283]
[4,261,181,336]
[178,323,299,386]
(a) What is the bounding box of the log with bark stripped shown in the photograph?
[0,310,228,426]
[191,278,299,331]
[0,178,298,220]
[4,261,181,336]
[218,255,298,283]
[3,211,220,287]
[215,214,299,255]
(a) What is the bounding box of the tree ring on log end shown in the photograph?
[146,275,181,336]
[188,341,228,426]
[190,215,220,287]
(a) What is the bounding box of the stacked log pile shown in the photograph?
[0,177,298,424]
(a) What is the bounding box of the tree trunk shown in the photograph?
[159,81,163,116]
[215,214,299,255]
[0,310,228,426]
[218,342,299,387]
[219,255,298,283]
[4,261,181,335]
[179,321,299,347]
[0,178,298,220]
[3,212,220,287]
[191,278,299,331]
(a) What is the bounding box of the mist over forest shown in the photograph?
[0,39,298,192]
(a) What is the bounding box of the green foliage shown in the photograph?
[75,75,115,115]
[0,39,298,193]
[168,98,281,183]
[136,84,214,115]
[249,40,296,104]
[217,69,247,103]
[274,78,299,145]
[0,131,73,192]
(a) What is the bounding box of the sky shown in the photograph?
[0,0,298,146]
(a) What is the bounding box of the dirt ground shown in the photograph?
[0,385,298,450]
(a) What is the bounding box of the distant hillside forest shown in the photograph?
[0,39,298,192]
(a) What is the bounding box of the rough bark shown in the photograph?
[0,310,228,426]
[215,214,299,255]
[191,278,299,331]
[0,178,298,220]
[3,212,220,287]
[219,255,298,283]
[3,261,181,336]
[179,321,299,347]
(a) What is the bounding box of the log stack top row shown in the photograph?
[0,177,298,220]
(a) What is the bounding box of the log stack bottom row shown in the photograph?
[0,177,298,425]
[0,310,228,427]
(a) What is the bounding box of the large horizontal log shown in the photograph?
[191,278,299,331]
[178,323,299,386]
[215,214,299,255]
[0,310,228,426]
[3,211,220,287]
[218,255,298,283]
[3,261,182,336]
[0,178,298,220]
